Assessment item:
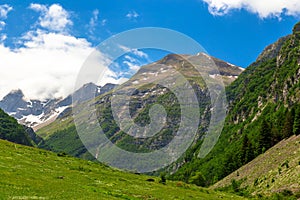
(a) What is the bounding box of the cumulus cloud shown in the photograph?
[126,11,139,19]
[0,30,94,100]
[0,4,122,100]
[202,0,300,18]
[0,28,123,100]
[29,3,72,32]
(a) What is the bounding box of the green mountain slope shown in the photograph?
[212,135,300,197]
[0,108,39,146]
[171,22,300,186]
[0,139,245,200]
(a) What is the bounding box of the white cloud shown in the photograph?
[117,45,151,75]
[29,3,72,32]
[0,3,133,100]
[124,55,136,63]
[0,21,5,30]
[0,4,12,31]
[202,0,300,18]
[0,4,12,19]
[123,61,140,71]
[0,29,120,100]
[0,4,121,100]
[132,49,148,59]
[0,34,6,41]
[89,9,99,32]
[118,45,149,59]
[0,30,95,100]
[101,19,107,26]
[87,10,107,39]
[126,11,139,19]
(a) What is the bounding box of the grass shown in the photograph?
[37,114,74,139]
[0,139,246,200]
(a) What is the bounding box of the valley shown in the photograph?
[0,15,299,199]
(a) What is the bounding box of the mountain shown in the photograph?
[0,83,117,131]
[35,21,300,192]
[171,22,300,188]
[212,134,300,197]
[0,108,41,146]
[0,139,245,199]
[36,53,243,163]
[0,89,63,130]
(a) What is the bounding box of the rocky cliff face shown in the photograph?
[293,22,300,34]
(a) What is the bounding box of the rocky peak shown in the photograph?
[157,54,187,65]
[133,53,244,88]
[255,36,290,65]
[0,83,117,130]
[0,89,28,113]
[293,21,300,34]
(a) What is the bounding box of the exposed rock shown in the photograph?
[0,83,117,130]
[293,22,300,34]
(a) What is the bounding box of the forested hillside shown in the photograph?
[0,108,38,146]
[171,22,300,187]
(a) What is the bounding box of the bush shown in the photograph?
[190,172,206,187]
[281,160,289,169]
[231,179,240,193]
[159,173,166,185]
[57,152,67,157]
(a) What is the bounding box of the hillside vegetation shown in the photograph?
[0,139,245,199]
[212,135,300,198]
[35,22,300,192]
[171,23,300,187]
[0,108,37,146]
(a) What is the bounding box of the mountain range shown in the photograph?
[35,52,243,161]
[36,23,300,197]
[0,22,300,199]
[0,83,117,130]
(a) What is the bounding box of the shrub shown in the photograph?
[281,160,289,169]
[231,179,239,193]
[190,172,206,187]
[159,173,166,185]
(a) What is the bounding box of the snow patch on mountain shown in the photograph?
[0,83,117,130]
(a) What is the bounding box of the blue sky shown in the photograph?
[0,0,299,99]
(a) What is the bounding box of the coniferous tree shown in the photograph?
[240,134,248,164]
[240,134,254,164]
[282,110,294,138]
[293,106,300,135]
[190,172,206,187]
[271,125,281,146]
[258,119,272,154]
